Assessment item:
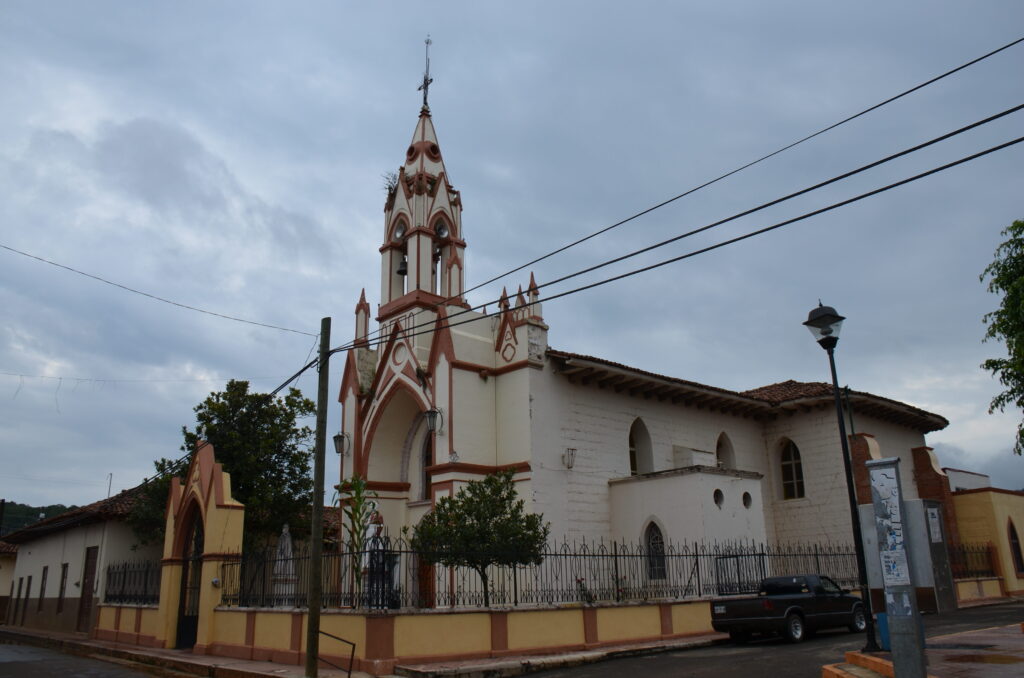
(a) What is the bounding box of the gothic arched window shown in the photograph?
[716,432,736,470]
[780,440,805,500]
[1010,519,1024,574]
[645,522,667,580]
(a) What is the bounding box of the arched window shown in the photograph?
[780,440,805,500]
[1010,519,1024,574]
[645,522,666,580]
[420,434,433,501]
[716,432,736,470]
[628,418,653,476]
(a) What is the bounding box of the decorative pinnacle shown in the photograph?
[417,35,433,110]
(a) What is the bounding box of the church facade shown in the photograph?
[337,104,951,564]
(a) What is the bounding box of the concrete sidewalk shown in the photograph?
[825,622,1024,678]
[0,625,726,678]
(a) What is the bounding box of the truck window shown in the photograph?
[820,577,841,594]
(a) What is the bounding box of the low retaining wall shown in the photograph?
[954,576,1004,603]
[95,599,713,675]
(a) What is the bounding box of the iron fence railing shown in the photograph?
[948,542,997,579]
[220,537,857,610]
[103,559,162,605]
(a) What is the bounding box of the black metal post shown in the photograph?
[825,344,880,652]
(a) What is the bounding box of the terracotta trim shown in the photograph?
[659,603,673,636]
[377,290,449,321]
[953,487,1024,497]
[365,616,395,660]
[450,359,531,377]
[491,611,508,652]
[427,461,531,476]
[245,610,255,648]
[583,608,598,645]
[290,612,303,652]
[365,481,412,493]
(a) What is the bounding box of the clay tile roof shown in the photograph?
[741,380,833,403]
[546,349,947,433]
[0,541,17,554]
[2,485,144,544]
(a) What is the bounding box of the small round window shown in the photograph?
[392,222,407,242]
[742,492,752,509]
[434,220,449,238]
[713,489,724,507]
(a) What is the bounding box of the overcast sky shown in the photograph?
[2,2,1023,510]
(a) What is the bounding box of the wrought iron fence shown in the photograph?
[103,559,162,605]
[220,537,857,610]
[948,542,997,579]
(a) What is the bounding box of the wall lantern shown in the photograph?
[332,431,351,456]
[425,407,444,435]
[562,447,577,469]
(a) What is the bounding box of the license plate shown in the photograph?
[713,605,726,614]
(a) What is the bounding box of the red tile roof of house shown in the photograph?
[2,485,144,544]
[0,540,17,554]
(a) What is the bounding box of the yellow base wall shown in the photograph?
[93,599,717,675]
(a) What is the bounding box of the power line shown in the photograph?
[1,371,289,385]
[0,244,317,337]
[331,103,1024,357]
[272,132,1024,393]
[351,35,1024,350]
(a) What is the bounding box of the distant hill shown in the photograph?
[0,500,77,537]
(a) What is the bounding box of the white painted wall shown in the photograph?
[608,469,767,545]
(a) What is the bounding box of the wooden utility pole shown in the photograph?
[305,317,330,678]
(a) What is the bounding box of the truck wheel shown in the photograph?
[848,604,867,632]
[729,631,751,643]
[783,613,805,643]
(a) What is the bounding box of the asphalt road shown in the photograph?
[532,602,1024,678]
[0,643,157,678]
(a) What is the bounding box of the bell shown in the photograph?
[397,256,408,276]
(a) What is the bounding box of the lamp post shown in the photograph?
[803,303,881,652]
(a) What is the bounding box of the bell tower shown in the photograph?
[378,41,466,321]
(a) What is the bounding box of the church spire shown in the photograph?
[378,49,467,320]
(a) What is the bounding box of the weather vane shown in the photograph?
[418,35,433,109]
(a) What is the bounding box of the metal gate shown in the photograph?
[176,520,204,648]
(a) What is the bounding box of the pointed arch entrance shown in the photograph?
[176,508,204,649]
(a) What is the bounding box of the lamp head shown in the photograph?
[803,303,845,349]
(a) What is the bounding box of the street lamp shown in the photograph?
[803,303,881,652]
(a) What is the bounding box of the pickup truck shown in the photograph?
[710,574,866,643]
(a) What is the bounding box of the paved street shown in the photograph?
[0,643,157,678]
[532,602,1024,678]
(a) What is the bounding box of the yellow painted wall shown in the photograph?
[507,609,584,650]
[394,613,491,657]
[253,611,294,650]
[954,490,1024,593]
[139,608,160,638]
[671,601,712,635]
[211,609,247,646]
[596,606,660,641]
[320,614,367,659]
[97,605,116,630]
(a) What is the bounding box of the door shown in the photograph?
[176,519,204,649]
[76,546,98,632]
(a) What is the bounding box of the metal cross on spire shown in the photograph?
[417,35,433,110]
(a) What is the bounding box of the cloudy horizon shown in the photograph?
[2,2,1023,512]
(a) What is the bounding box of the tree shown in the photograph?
[981,218,1024,455]
[128,380,316,547]
[410,470,550,606]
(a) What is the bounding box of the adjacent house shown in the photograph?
[2,486,160,633]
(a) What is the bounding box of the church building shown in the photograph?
[336,98,957,606]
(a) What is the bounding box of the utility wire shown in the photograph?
[351,35,1024,350]
[326,103,1024,358]
[0,244,317,337]
[270,132,1024,395]
[1,371,287,384]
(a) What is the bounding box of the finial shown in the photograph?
[417,35,433,110]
